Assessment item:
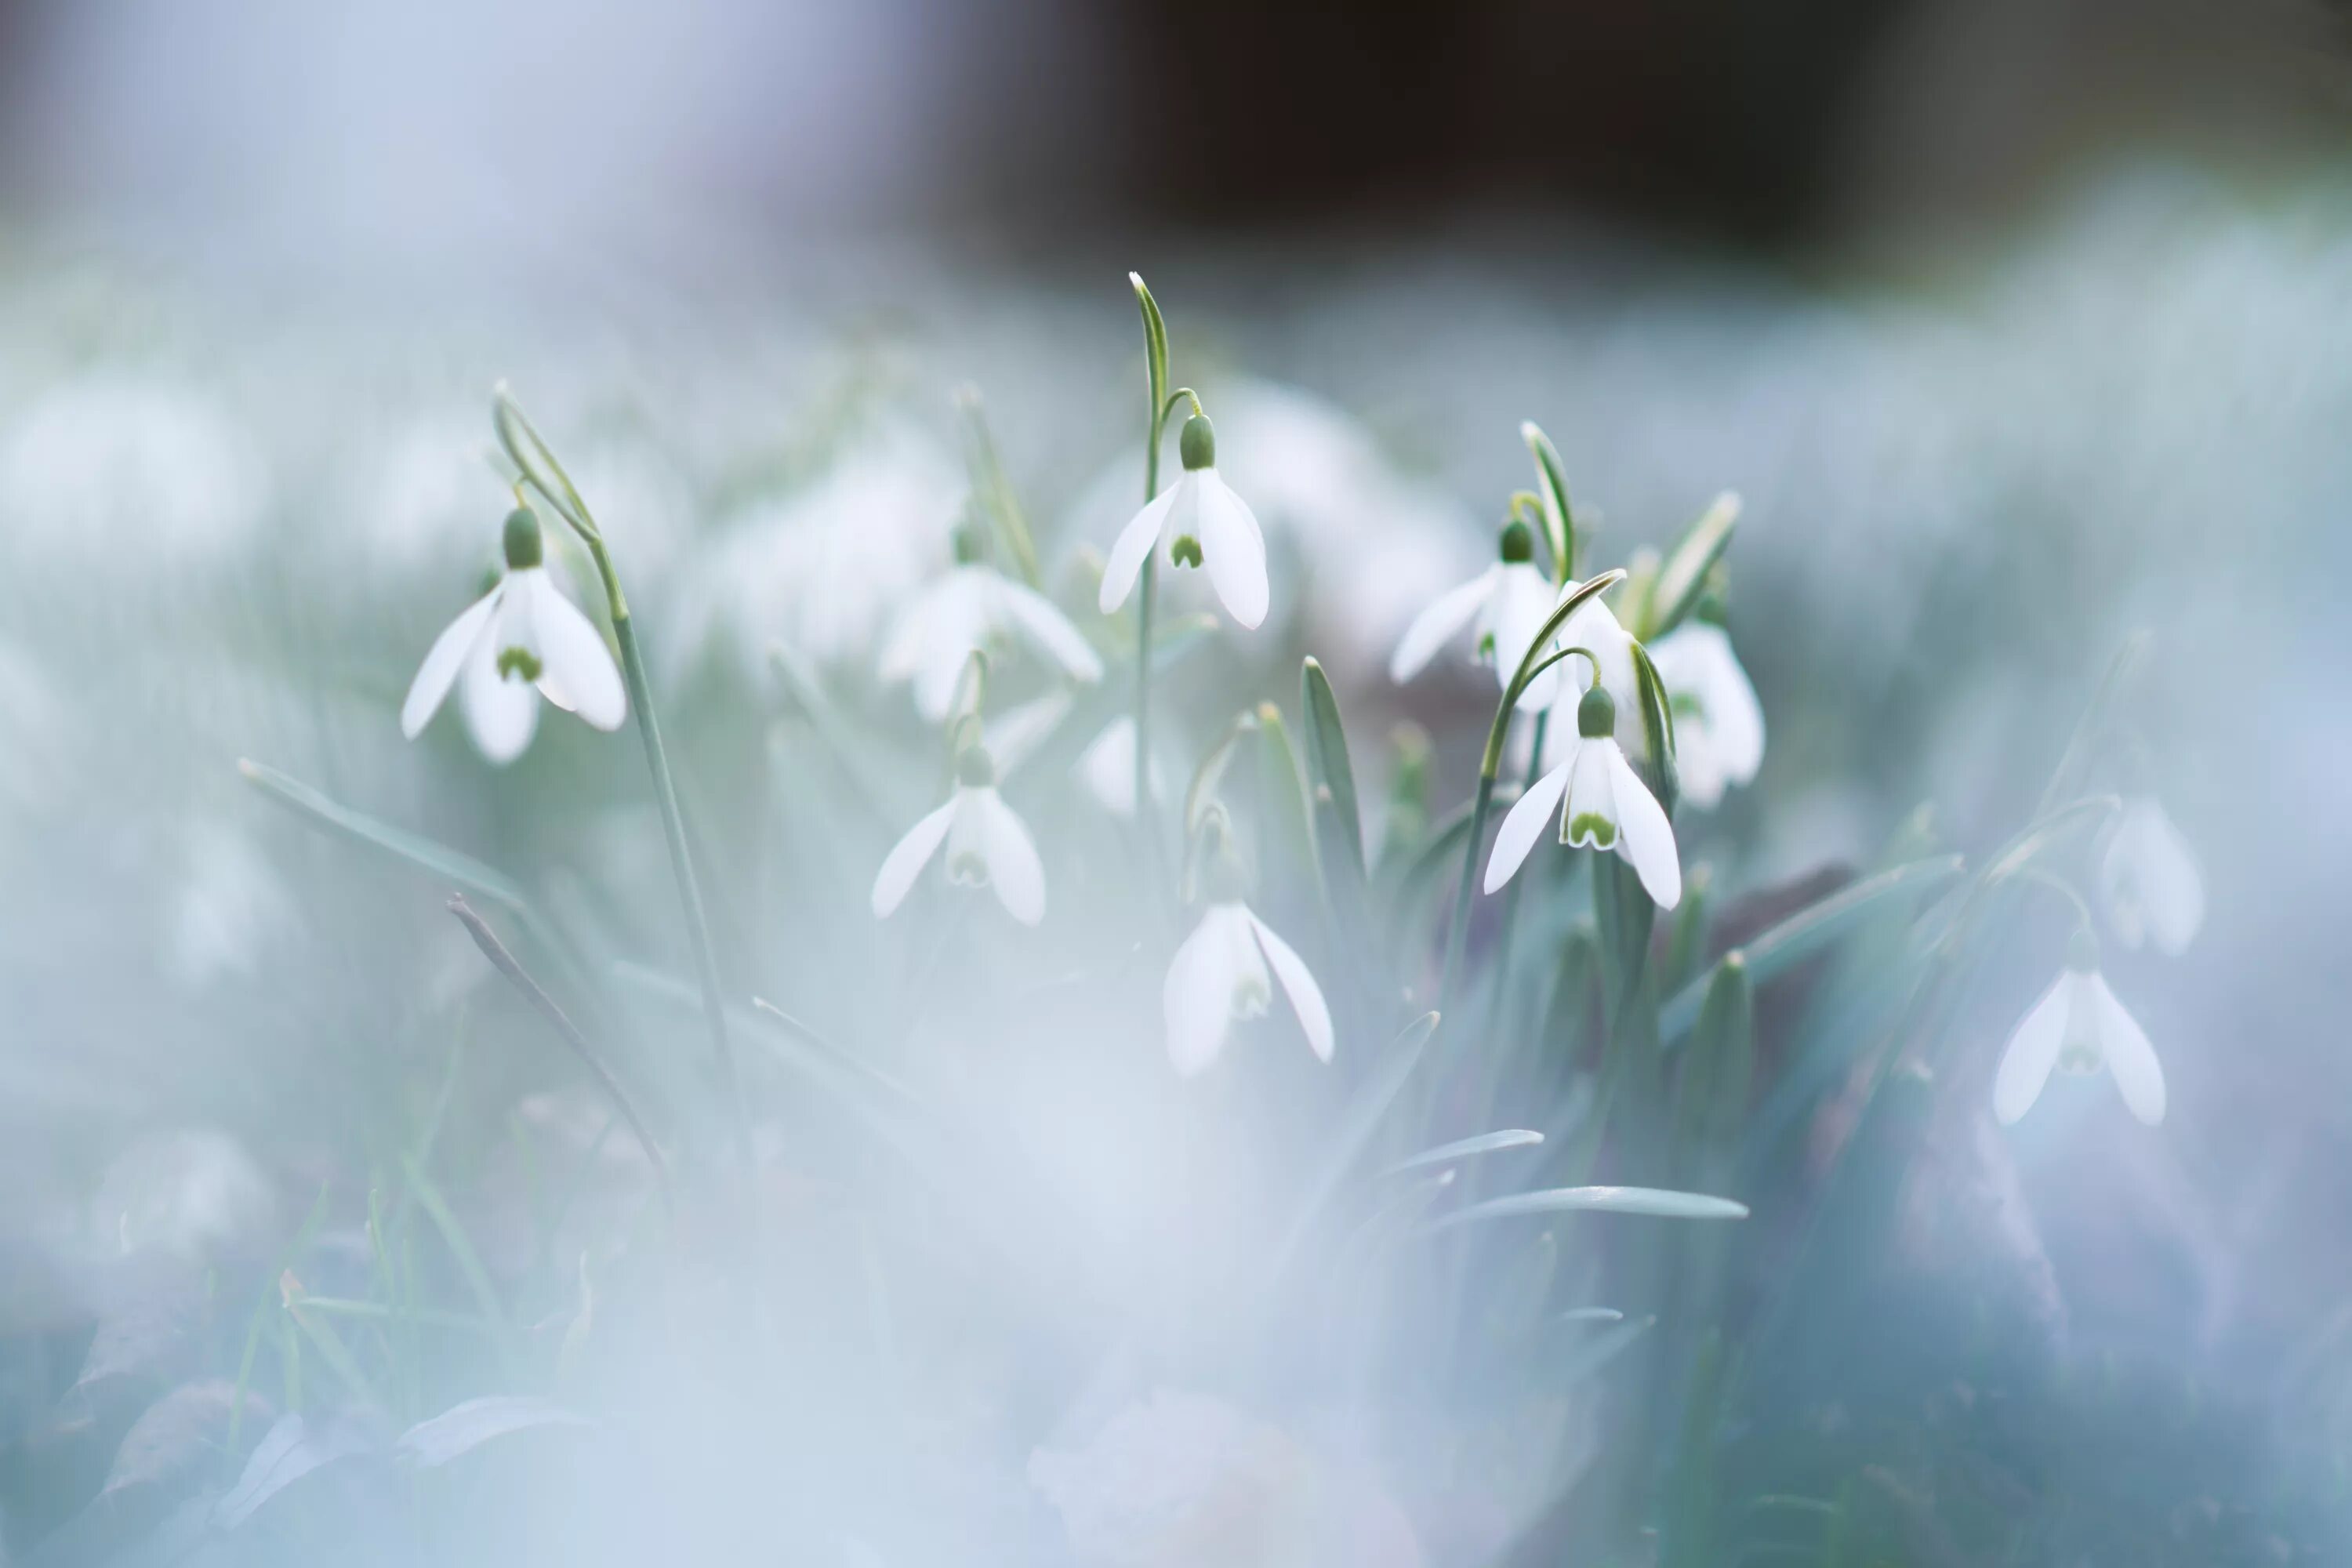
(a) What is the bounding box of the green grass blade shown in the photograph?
[1420,1185,1749,1232]
[238,758,528,913]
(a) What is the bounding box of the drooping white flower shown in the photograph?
[870,746,1046,926]
[400,506,626,765]
[2100,795,2203,956]
[1646,619,1764,810]
[880,539,1104,720]
[1076,715,1167,818]
[1993,931,2165,1126]
[1164,900,1333,1077]
[1388,520,1566,710]
[1100,415,1269,630]
[1489,685,1680,907]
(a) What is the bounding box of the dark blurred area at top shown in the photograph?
[0,0,2347,266]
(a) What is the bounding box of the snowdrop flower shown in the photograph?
[1076,716,1167,818]
[1488,684,1680,907]
[1100,415,1269,629]
[1994,929,2165,1126]
[400,506,627,764]
[1646,619,1764,810]
[880,530,1105,720]
[1389,520,1566,710]
[871,744,1045,926]
[1163,826,1330,1076]
[2100,796,2203,955]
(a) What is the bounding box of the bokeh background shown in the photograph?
[4,1,2352,1563]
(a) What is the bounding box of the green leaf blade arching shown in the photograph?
[1519,421,1577,581]
[1643,490,1740,641]
[1421,1185,1750,1232]
[238,758,529,914]
[1301,656,1369,888]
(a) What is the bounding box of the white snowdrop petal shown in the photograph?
[526,571,626,730]
[994,578,1105,684]
[459,635,539,764]
[1076,717,1143,815]
[1246,909,1334,1063]
[2089,972,2166,1125]
[978,789,1047,926]
[1388,568,1494,684]
[1562,741,1617,848]
[1164,906,1243,1076]
[2103,800,2204,956]
[1605,746,1682,909]
[1100,487,1177,614]
[871,799,957,919]
[1993,973,2073,1125]
[1483,757,1573,894]
[401,586,501,739]
[1495,566,1562,709]
[1197,473,1270,629]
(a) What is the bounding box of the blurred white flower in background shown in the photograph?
[1388,520,1563,710]
[2100,795,2203,955]
[87,1128,278,1264]
[1101,415,1269,630]
[1076,716,1167,818]
[666,419,960,678]
[1492,687,1681,907]
[1029,1389,1422,1568]
[871,746,1045,925]
[880,542,1103,720]
[164,820,296,988]
[1646,619,1766,809]
[1164,899,1333,1076]
[1994,931,2166,1127]
[401,507,627,764]
[0,373,267,564]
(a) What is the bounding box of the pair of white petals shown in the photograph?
[1993,964,2165,1127]
[1099,467,1269,629]
[1165,901,1333,1077]
[1645,622,1764,810]
[871,784,1047,926]
[1388,560,1565,710]
[880,564,1104,720]
[401,566,626,764]
[1485,733,1682,907]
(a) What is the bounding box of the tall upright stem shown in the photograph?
[1439,774,1497,1013]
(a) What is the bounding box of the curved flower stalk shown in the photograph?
[1994,929,2165,1126]
[880,530,1104,720]
[871,742,1047,927]
[1486,682,1681,908]
[1389,519,1565,710]
[1102,412,1268,631]
[1645,619,1764,809]
[2099,795,2203,955]
[401,503,626,764]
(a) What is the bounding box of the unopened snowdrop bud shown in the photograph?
[1100,411,1269,628]
[1992,926,2165,1127]
[401,501,626,764]
[1388,516,1563,709]
[1577,682,1617,739]
[872,744,1045,926]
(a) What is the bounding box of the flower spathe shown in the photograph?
[1164,901,1334,1076]
[871,752,1046,926]
[400,506,626,765]
[1488,686,1681,908]
[1389,521,1564,710]
[2100,795,2203,956]
[880,561,1104,721]
[1099,415,1269,629]
[1646,620,1764,810]
[1537,585,1645,757]
[1993,935,2165,1126]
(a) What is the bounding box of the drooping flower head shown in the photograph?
[1162,814,1332,1076]
[1099,415,1269,629]
[1993,927,2165,1126]
[1646,618,1764,810]
[1389,518,1568,710]
[2100,794,2203,956]
[400,504,626,764]
[880,524,1104,720]
[1487,682,1681,908]
[871,741,1047,927]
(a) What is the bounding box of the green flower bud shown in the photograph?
[1179,414,1216,472]
[1498,519,1534,564]
[502,506,544,571]
[1577,683,1617,739]
[955,745,996,789]
[951,521,985,566]
[2066,925,2100,972]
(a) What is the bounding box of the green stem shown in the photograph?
[1439,774,1497,1013]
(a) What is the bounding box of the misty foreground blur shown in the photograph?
[3,168,2352,1568]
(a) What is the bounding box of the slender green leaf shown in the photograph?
[400,1153,508,1334]
[1632,641,1679,813]
[1643,491,1740,641]
[1272,1011,1441,1273]
[1131,273,1170,422]
[1519,421,1576,580]
[1300,657,1367,884]
[1421,1185,1749,1232]
[1660,854,1965,1045]
[1381,1129,1543,1178]
[239,759,528,913]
